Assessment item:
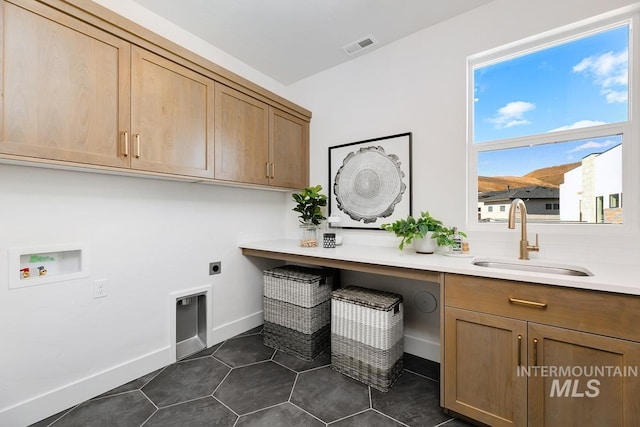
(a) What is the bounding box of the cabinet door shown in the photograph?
[528,323,640,427]
[131,46,214,178]
[269,107,308,189]
[444,307,528,426]
[214,84,269,185]
[1,1,130,167]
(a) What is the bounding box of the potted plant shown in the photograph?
[432,226,468,253]
[381,211,443,253]
[292,185,328,247]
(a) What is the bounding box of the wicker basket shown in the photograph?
[331,286,404,392]
[263,265,334,308]
[263,265,336,361]
[263,297,330,335]
[263,322,330,361]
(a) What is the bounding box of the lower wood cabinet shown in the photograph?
[444,274,640,427]
[445,307,527,426]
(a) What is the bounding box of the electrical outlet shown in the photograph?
[209,261,222,275]
[94,279,108,298]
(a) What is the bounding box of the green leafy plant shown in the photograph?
[292,185,328,225]
[381,211,443,250]
[432,226,468,248]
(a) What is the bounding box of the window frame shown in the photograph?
[466,10,639,236]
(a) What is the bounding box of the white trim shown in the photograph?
[404,334,440,363]
[210,310,264,345]
[0,346,169,427]
[168,284,213,364]
[466,7,639,236]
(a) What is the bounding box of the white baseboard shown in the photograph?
[404,333,441,363]
[5,314,433,427]
[0,346,170,427]
[210,310,264,344]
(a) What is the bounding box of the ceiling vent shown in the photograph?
[342,35,378,56]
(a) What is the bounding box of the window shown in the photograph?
[469,15,634,226]
[610,193,620,208]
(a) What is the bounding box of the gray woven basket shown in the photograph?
[331,286,404,392]
[263,297,330,335]
[263,322,330,361]
[263,265,334,308]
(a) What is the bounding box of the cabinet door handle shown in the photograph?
[270,162,275,179]
[122,131,129,157]
[265,162,270,178]
[135,134,141,158]
[518,334,522,366]
[533,338,539,366]
[509,297,547,309]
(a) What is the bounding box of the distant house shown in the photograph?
[559,144,622,223]
[478,186,560,222]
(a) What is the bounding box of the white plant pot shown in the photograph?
[412,232,437,254]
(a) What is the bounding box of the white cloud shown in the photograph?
[603,89,627,103]
[573,50,628,103]
[489,101,535,129]
[548,120,606,132]
[566,139,616,153]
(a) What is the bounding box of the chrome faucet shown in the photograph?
[508,198,540,260]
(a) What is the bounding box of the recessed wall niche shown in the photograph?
[8,243,89,289]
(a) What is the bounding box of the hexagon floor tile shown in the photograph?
[29,326,475,427]
[290,366,369,423]
[214,361,297,415]
[142,356,230,407]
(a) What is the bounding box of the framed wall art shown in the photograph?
[328,132,412,229]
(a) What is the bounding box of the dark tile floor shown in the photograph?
[30,326,475,427]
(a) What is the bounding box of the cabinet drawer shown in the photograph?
[444,274,640,342]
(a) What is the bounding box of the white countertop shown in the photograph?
[239,239,640,296]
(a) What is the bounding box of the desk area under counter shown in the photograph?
[241,239,640,426]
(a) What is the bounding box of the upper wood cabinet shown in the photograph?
[214,84,270,185]
[269,107,309,189]
[214,84,309,189]
[130,46,215,178]
[0,1,130,168]
[0,0,310,189]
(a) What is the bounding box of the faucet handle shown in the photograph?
[529,233,540,252]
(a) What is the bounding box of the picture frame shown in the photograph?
[328,132,412,229]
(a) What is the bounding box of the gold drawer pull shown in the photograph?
[509,297,547,309]
[122,131,129,157]
[135,134,141,158]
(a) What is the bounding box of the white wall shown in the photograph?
[286,0,640,367]
[288,0,640,263]
[4,0,640,424]
[1,2,296,425]
[560,167,582,221]
[595,145,623,205]
[0,165,287,425]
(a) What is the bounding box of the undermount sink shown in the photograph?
[472,258,593,277]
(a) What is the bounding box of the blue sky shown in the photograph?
[474,24,628,176]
